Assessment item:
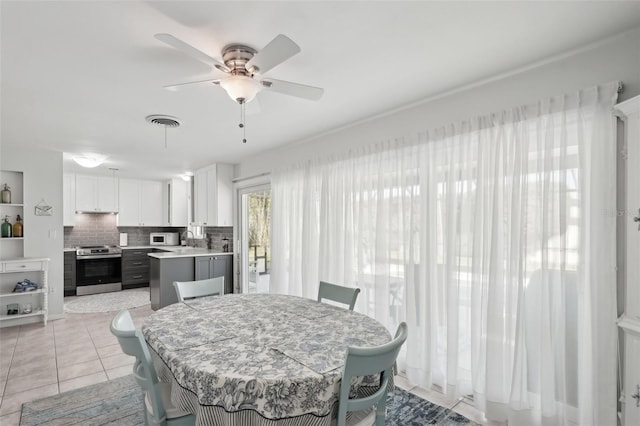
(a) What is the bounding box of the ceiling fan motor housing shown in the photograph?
[217,44,258,75]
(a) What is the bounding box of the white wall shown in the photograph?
[235,27,640,177]
[0,147,64,319]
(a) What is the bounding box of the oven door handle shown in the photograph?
[77,254,122,260]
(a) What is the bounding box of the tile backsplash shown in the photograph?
[64,214,120,247]
[204,227,234,252]
[64,213,233,251]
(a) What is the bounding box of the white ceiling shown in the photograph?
[2,1,640,180]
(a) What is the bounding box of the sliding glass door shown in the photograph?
[238,185,271,293]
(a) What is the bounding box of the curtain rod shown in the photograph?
[232,171,270,183]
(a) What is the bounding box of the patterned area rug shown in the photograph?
[64,289,150,313]
[21,375,144,425]
[21,374,478,425]
[386,387,477,425]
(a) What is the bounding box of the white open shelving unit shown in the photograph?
[0,170,49,327]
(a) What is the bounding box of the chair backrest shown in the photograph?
[173,277,224,302]
[337,322,408,426]
[110,310,167,425]
[317,281,361,311]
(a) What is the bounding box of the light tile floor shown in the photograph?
[0,304,153,426]
[0,300,486,426]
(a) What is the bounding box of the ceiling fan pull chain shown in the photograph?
[239,101,247,143]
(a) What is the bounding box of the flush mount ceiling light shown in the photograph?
[73,154,107,168]
[146,115,181,148]
[180,171,194,182]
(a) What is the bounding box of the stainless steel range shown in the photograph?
[76,245,122,295]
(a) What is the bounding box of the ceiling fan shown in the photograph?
[155,33,324,105]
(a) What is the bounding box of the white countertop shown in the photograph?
[64,246,232,259]
[64,245,173,252]
[147,247,233,259]
[121,245,175,250]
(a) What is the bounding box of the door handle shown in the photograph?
[633,208,640,231]
[631,384,640,407]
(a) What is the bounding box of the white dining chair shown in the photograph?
[173,277,224,302]
[335,322,408,426]
[318,281,361,310]
[110,309,195,426]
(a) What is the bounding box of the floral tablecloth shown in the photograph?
[142,293,391,426]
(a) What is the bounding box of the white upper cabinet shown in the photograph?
[118,178,162,226]
[63,173,75,226]
[193,164,233,227]
[163,178,188,227]
[75,175,118,213]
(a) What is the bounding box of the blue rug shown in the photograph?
[21,375,477,425]
[386,386,477,425]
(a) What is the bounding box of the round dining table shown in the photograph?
[142,293,392,426]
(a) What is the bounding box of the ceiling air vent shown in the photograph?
[146,115,181,148]
[145,115,181,127]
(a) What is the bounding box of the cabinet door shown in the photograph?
[75,175,97,212]
[164,179,188,227]
[616,95,640,426]
[193,164,233,226]
[118,178,141,226]
[194,168,209,225]
[97,176,118,212]
[211,256,226,279]
[623,99,640,321]
[205,165,217,226]
[63,174,76,226]
[194,256,212,280]
[140,180,163,226]
[624,332,640,426]
[75,175,118,212]
[63,252,76,296]
[215,164,233,226]
[213,256,233,294]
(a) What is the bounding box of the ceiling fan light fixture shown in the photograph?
[73,154,107,168]
[220,75,260,104]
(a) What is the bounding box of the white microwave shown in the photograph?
[150,232,179,246]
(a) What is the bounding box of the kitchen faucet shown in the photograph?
[181,230,196,247]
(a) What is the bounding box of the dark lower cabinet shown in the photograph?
[122,249,152,289]
[150,256,194,310]
[64,251,76,296]
[194,255,233,294]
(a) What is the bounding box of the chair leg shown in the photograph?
[374,391,387,426]
[142,397,149,426]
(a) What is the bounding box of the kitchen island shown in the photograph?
[148,248,233,310]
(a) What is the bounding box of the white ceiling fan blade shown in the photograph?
[245,96,262,115]
[163,79,220,91]
[155,33,229,72]
[246,34,300,74]
[261,78,324,101]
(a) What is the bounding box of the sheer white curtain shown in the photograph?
[271,82,619,426]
